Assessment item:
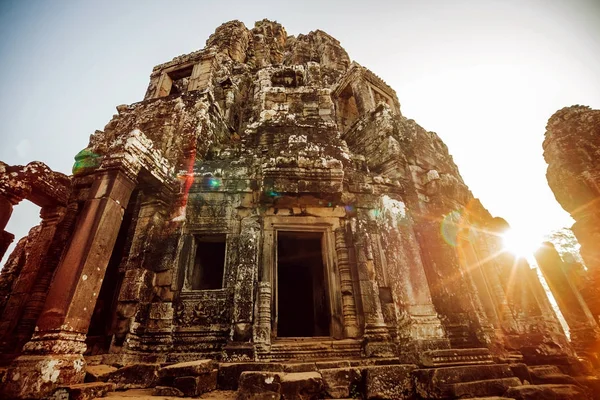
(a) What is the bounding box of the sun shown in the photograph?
[501,228,543,258]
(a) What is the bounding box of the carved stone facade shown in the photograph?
[0,20,598,399]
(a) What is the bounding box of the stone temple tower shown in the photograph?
[1,19,598,399]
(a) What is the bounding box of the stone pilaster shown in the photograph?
[253,281,272,349]
[351,217,394,357]
[334,227,360,338]
[0,205,66,356]
[1,170,135,399]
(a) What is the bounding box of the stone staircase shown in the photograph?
[66,350,598,400]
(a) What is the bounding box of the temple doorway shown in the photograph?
[276,231,330,337]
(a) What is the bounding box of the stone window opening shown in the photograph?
[167,65,194,95]
[190,234,226,290]
[271,68,304,87]
[337,84,360,133]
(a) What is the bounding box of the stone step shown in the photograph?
[420,347,494,367]
[414,364,516,385]
[505,384,591,399]
[414,364,518,399]
[528,365,579,386]
[448,377,522,398]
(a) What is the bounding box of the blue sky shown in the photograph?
[1,0,600,265]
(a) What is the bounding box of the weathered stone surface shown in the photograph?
[543,105,600,326]
[159,359,217,378]
[51,382,115,400]
[364,364,416,400]
[413,364,516,399]
[173,370,217,397]
[152,385,184,397]
[237,371,282,400]
[85,364,118,382]
[218,362,285,390]
[320,367,361,399]
[279,371,323,400]
[506,384,590,400]
[105,363,160,389]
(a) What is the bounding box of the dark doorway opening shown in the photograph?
[277,231,330,337]
[85,190,139,355]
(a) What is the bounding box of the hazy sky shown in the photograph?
[1,0,599,265]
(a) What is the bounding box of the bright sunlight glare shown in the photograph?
[501,228,543,258]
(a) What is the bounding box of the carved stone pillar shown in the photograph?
[535,243,600,354]
[0,195,14,260]
[334,227,360,338]
[253,282,272,350]
[1,169,135,399]
[351,216,394,357]
[0,205,66,355]
[373,199,449,353]
[225,216,260,360]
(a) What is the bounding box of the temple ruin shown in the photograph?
[0,19,599,399]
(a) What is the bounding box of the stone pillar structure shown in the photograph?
[1,169,136,399]
[0,206,66,355]
[535,242,600,354]
[225,216,260,360]
[0,195,15,260]
[351,215,394,357]
[334,227,360,338]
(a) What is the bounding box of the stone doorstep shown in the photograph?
[51,382,116,400]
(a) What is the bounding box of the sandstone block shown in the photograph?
[152,385,184,397]
[173,370,217,397]
[84,364,117,382]
[106,363,159,389]
[218,362,284,390]
[280,371,323,400]
[320,367,361,398]
[505,384,590,399]
[449,377,522,398]
[364,364,416,399]
[51,382,115,400]
[237,371,282,400]
[159,359,217,378]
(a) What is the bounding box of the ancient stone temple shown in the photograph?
[1,20,599,399]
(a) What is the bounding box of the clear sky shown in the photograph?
[1,0,599,265]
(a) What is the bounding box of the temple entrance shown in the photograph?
[276,231,330,337]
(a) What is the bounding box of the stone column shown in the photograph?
[225,216,260,360]
[334,227,360,338]
[0,195,15,260]
[535,243,600,353]
[351,216,394,357]
[253,282,272,349]
[0,205,66,354]
[1,169,136,399]
[379,211,449,352]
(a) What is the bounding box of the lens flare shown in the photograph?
[501,228,543,258]
[441,210,462,247]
